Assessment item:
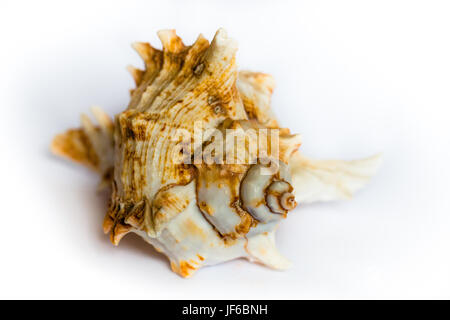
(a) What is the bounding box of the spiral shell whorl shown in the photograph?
[265,180,296,214]
[240,162,296,223]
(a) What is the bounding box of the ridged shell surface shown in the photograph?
[52,29,381,277]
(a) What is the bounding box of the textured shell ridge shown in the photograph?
[50,28,381,278]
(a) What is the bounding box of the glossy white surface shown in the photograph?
[1,0,449,299]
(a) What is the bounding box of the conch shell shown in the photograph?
[51,29,381,277]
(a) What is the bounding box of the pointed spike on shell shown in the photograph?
[202,28,238,75]
[213,28,228,42]
[124,200,146,228]
[211,28,237,51]
[50,128,100,171]
[196,33,208,43]
[170,260,198,278]
[192,33,210,50]
[80,113,95,134]
[157,29,185,53]
[246,232,292,270]
[90,106,114,133]
[239,71,276,96]
[102,214,114,234]
[290,152,382,203]
[126,65,144,86]
[255,73,276,93]
[279,133,302,163]
[111,223,132,246]
[131,42,154,65]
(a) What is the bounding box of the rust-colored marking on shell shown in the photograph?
[171,260,198,278]
[198,201,214,215]
[197,254,205,261]
[231,199,257,235]
[182,218,208,241]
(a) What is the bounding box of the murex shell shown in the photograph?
[51,29,381,277]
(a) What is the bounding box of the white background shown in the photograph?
[1,0,449,299]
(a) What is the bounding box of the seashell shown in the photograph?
[51,28,381,277]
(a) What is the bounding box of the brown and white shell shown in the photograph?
[51,29,381,277]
